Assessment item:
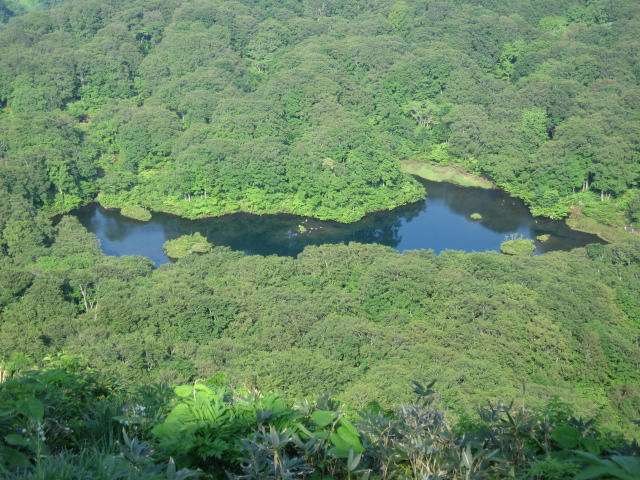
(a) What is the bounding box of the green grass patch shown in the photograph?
[402,161,495,189]
[566,211,635,243]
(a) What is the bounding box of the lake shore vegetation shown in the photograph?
[500,234,536,255]
[1,215,639,437]
[402,161,496,190]
[120,205,152,222]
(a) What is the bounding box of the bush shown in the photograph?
[1,363,639,480]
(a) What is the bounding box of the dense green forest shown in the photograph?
[2,215,640,429]
[1,223,640,477]
[1,0,640,222]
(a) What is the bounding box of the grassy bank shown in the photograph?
[120,204,152,221]
[402,160,495,189]
[566,210,638,243]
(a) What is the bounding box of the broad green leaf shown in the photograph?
[330,432,351,451]
[0,446,29,467]
[581,437,601,456]
[328,446,350,459]
[337,427,358,445]
[312,410,337,426]
[339,417,358,437]
[19,377,44,390]
[337,427,364,452]
[347,447,362,471]
[174,385,194,397]
[16,397,44,422]
[193,384,214,395]
[551,425,581,448]
[574,465,636,480]
[152,404,192,438]
[572,451,607,465]
[611,456,640,475]
[0,380,21,392]
[4,434,28,446]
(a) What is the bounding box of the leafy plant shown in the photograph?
[571,451,640,480]
[232,425,312,480]
[151,383,302,473]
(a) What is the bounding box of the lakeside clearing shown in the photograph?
[566,209,637,244]
[402,161,495,189]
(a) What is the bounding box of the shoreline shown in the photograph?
[565,209,637,244]
[88,188,427,225]
[401,160,637,244]
[55,163,633,246]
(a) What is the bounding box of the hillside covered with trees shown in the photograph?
[2,185,640,480]
[1,0,640,477]
[1,216,640,431]
[1,225,640,477]
[0,0,639,222]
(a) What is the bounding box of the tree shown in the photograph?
[402,100,440,128]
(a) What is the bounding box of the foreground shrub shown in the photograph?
[1,362,638,480]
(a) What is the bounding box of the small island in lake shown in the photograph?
[120,205,152,222]
[163,233,212,259]
[500,234,535,256]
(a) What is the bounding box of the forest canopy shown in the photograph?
[0,0,639,222]
[1,214,640,435]
[0,0,639,427]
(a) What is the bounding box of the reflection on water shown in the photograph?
[71,178,604,265]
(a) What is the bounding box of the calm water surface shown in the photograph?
[71,178,604,265]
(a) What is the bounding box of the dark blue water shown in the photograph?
[71,178,604,265]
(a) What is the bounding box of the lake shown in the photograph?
[71,178,604,265]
